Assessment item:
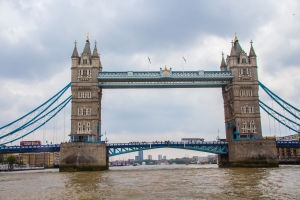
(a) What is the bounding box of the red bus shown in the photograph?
[20,140,42,146]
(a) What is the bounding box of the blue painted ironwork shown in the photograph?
[259,100,300,133]
[259,81,300,120]
[0,144,60,154]
[98,70,233,88]
[0,83,71,131]
[1,96,72,145]
[276,141,300,148]
[1,141,300,154]
[99,81,229,88]
[106,141,228,156]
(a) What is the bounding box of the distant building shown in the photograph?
[207,155,215,162]
[138,150,143,160]
[197,156,207,163]
[163,155,167,160]
[148,154,152,160]
[5,152,59,167]
[128,159,135,165]
[135,156,139,161]
[158,154,162,161]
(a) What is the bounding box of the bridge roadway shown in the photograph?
[98,70,234,88]
[0,141,299,156]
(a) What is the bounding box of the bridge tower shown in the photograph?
[219,35,278,167]
[69,35,102,142]
[60,35,108,171]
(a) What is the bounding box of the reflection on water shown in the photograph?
[1,165,300,200]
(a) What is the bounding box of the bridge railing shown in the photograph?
[98,71,233,79]
[106,141,228,146]
[0,144,60,150]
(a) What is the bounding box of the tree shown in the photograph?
[7,155,17,170]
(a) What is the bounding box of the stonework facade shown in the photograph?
[221,37,262,141]
[70,37,103,142]
[219,35,278,167]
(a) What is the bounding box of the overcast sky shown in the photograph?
[0,0,300,159]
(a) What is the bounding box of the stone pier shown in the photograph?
[59,142,108,172]
[218,140,279,167]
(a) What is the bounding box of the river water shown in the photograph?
[1,164,299,200]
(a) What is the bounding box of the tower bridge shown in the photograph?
[1,34,300,171]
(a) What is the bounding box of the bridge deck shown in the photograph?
[98,70,233,88]
[1,141,299,155]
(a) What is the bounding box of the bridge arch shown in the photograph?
[106,142,228,157]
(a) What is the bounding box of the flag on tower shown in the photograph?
[148,56,151,64]
[183,56,186,63]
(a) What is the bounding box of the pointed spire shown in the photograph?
[230,41,236,56]
[92,40,99,58]
[249,40,257,57]
[220,52,227,69]
[71,40,79,58]
[234,33,238,42]
[83,34,91,58]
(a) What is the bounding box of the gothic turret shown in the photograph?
[230,40,236,56]
[91,41,102,70]
[220,52,227,71]
[72,41,79,58]
[248,40,257,67]
[71,41,80,67]
[249,40,257,57]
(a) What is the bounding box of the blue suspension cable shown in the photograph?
[259,81,300,120]
[0,83,71,130]
[0,83,71,139]
[1,96,72,145]
[259,101,299,133]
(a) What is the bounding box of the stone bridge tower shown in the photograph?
[59,35,108,172]
[219,35,278,167]
[70,35,102,142]
[221,35,261,141]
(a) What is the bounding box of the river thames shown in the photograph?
[1,164,300,200]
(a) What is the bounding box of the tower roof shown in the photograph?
[83,41,91,56]
[249,40,257,57]
[230,33,244,56]
[71,41,79,58]
[230,40,236,56]
[82,33,91,58]
[92,41,99,58]
[220,52,227,69]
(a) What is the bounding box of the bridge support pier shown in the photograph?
[59,142,108,172]
[218,140,279,167]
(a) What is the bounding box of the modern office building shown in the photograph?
[158,154,162,161]
[138,150,143,160]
